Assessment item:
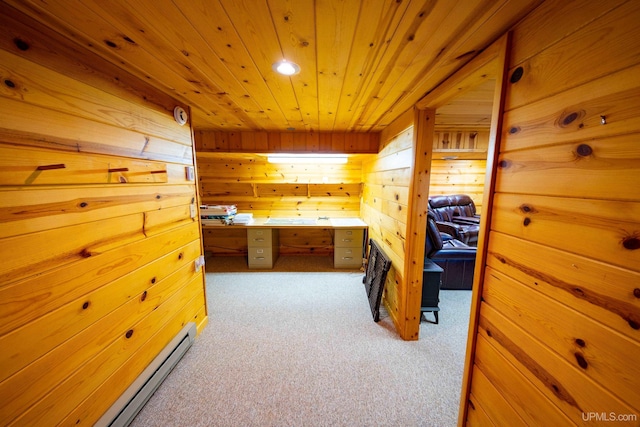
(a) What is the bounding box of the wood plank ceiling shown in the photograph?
[5,0,541,132]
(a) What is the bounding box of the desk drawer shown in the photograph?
[335,229,364,248]
[334,247,362,268]
[248,247,274,268]
[247,228,273,247]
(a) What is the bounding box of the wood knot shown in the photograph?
[573,287,585,296]
[498,159,511,168]
[519,204,534,213]
[562,112,578,126]
[4,79,16,88]
[80,249,92,258]
[13,38,30,51]
[574,352,588,369]
[79,202,88,208]
[178,252,184,260]
[622,236,640,250]
[486,329,492,337]
[150,277,156,284]
[141,290,148,302]
[558,110,585,128]
[125,329,134,339]
[82,301,90,310]
[523,217,531,226]
[633,288,640,298]
[510,66,524,83]
[629,320,639,330]
[508,126,520,135]
[576,144,593,157]
[104,40,118,48]
[575,338,586,347]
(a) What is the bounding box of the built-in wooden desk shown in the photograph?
[202,217,368,269]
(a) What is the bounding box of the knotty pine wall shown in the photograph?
[195,131,374,256]
[0,6,206,426]
[430,130,489,209]
[429,159,487,210]
[360,115,414,336]
[460,0,640,425]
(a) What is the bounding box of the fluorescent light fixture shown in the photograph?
[267,154,348,164]
[272,60,300,76]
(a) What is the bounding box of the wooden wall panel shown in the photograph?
[195,130,379,153]
[361,125,414,338]
[0,8,206,426]
[429,159,486,209]
[1,250,201,422]
[468,366,527,427]
[460,0,640,425]
[483,267,640,407]
[196,150,371,256]
[433,130,489,152]
[473,335,574,426]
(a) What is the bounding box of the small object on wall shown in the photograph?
[185,166,195,181]
[173,106,188,126]
[194,255,205,272]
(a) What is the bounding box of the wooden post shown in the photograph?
[400,107,435,340]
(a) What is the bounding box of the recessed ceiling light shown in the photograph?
[272,60,300,76]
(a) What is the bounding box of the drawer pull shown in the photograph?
[342,257,353,260]
[254,238,265,242]
[255,257,265,260]
[343,239,353,243]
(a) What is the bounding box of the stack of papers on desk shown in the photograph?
[232,213,254,225]
[201,204,237,225]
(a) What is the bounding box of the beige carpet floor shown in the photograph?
[130,256,472,427]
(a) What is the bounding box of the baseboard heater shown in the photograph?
[96,322,197,427]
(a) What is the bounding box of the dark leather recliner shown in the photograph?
[428,194,480,246]
[424,211,477,290]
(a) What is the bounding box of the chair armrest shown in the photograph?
[452,216,481,226]
[435,221,463,239]
[440,232,455,241]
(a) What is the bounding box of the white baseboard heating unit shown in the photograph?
[96,322,197,427]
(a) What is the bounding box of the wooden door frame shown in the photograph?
[408,32,512,423]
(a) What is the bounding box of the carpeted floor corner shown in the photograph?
[130,256,472,427]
